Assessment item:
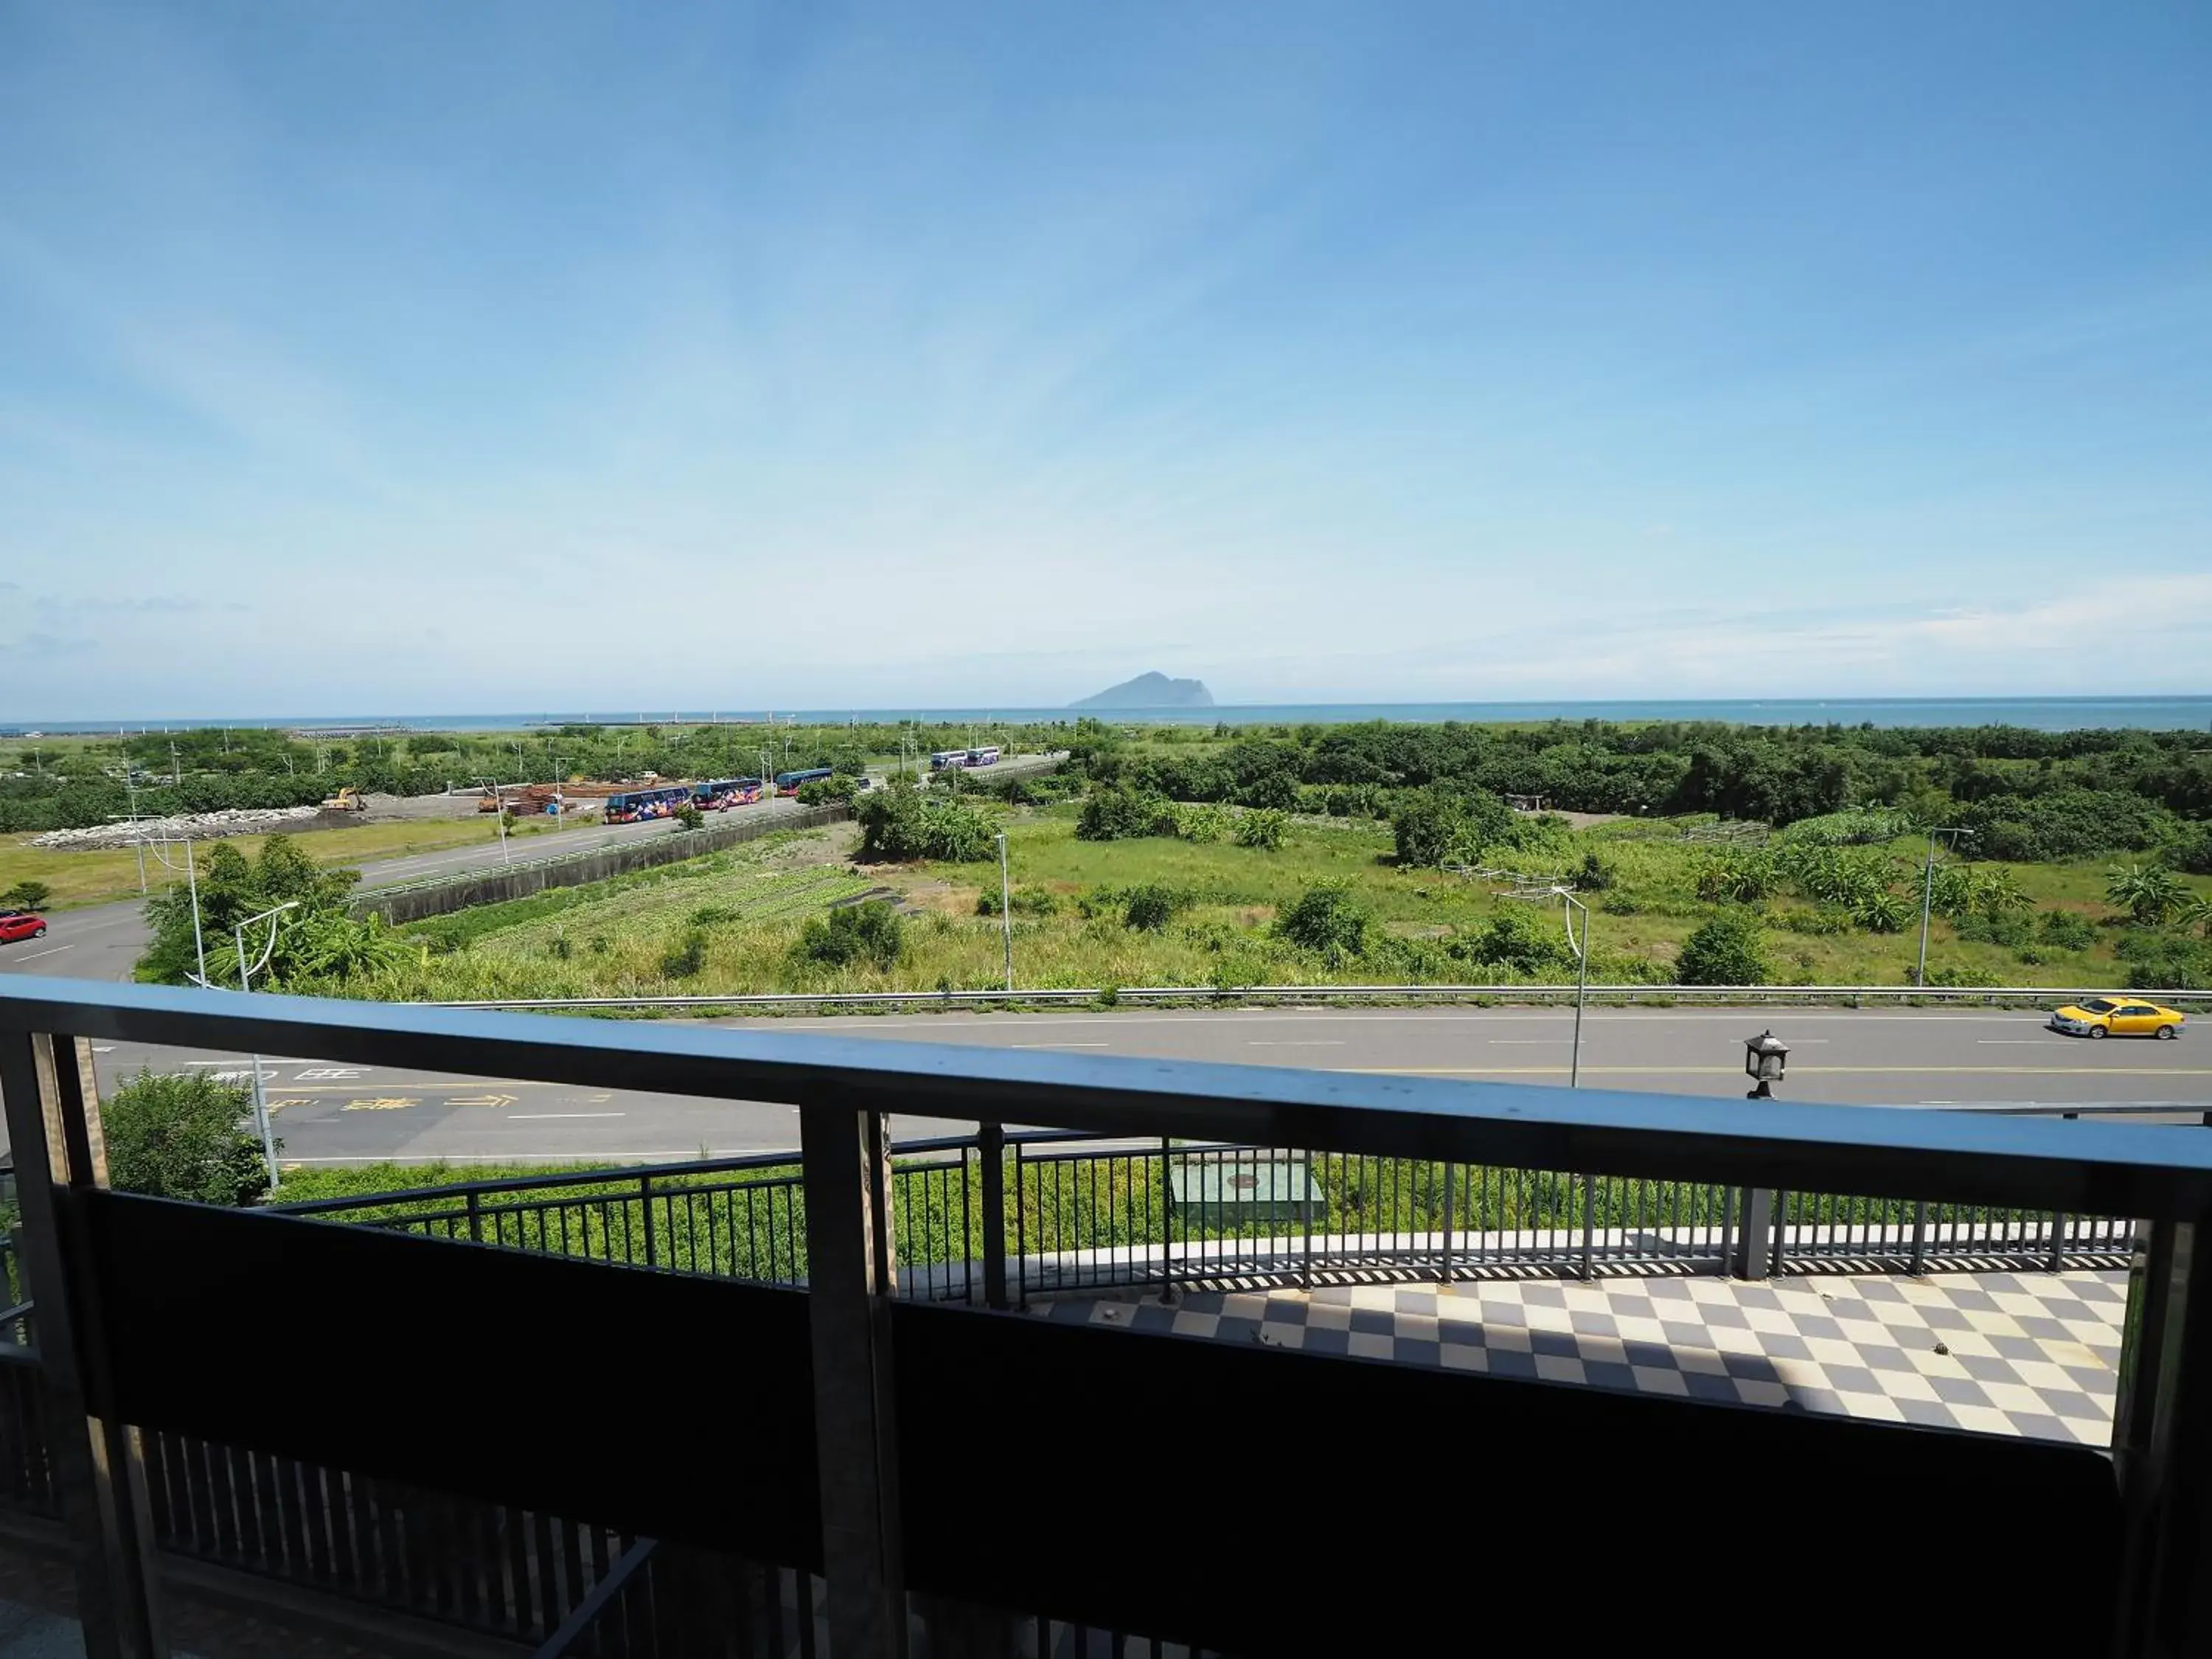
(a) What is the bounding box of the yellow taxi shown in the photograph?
[2048,997,2188,1040]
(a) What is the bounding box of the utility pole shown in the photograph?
[1915,827,1968,987]
[122,768,147,895]
[997,832,1014,991]
[481,778,512,864]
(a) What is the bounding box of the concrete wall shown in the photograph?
[355,803,854,925]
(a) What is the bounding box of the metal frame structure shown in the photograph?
[7,973,2212,1655]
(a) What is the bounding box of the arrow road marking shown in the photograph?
[446,1093,519,1109]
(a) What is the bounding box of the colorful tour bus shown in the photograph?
[773,767,835,796]
[602,785,692,824]
[692,777,762,811]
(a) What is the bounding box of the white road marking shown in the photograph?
[1009,1043,1110,1048]
[508,1112,627,1120]
[13,945,72,961]
[1246,1040,1345,1047]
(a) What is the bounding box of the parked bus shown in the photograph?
[929,750,966,771]
[773,767,834,796]
[965,745,1001,767]
[603,785,692,824]
[691,777,762,811]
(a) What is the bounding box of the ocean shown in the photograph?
[10,696,2211,735]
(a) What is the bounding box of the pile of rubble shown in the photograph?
[32,805,327,851]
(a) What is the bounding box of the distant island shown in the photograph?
[1070,672,1215,710]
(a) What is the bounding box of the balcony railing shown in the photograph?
[4,972,2212,1656]
[274,1121,2141,1303]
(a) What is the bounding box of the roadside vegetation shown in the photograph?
[79,715,2212,996]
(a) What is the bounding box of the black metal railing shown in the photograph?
[7,974,2212,1657]
[275,1121,2140,1305]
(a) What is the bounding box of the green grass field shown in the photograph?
[326,804,2210,1001]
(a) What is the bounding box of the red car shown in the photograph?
[0,911,48,945]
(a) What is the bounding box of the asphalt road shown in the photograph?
[80,1006,2211,1170]
[0,793,823,984]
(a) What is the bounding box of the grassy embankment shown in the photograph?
[332,805,2207,1002]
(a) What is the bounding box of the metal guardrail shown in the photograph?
[424,979,2212,1012]
[356,801,849,901]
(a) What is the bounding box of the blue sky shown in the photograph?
[2,2,2208,719]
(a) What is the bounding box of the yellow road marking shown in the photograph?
[446,1093,520,1109]
[341,1097,420,1111]
[1360,1066,2212,1077]
[264,1079,569,1094]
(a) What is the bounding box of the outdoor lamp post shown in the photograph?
[232,899,299,1189]
[1744,1030,1790,1099]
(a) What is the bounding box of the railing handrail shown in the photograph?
[10,973,2212,1218]
[417,980,2212,1010]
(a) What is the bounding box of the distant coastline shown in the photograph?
[8,695,2210,736]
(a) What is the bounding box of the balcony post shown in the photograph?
[0,1030,168,1659]
[801,1106,907,1659]
[2113,1214,2212,1656]
[976,1122,1008,1311]
[1730,1186,1773,1281]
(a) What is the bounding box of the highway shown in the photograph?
[77,1006,2211,1170]
[0,793,828,984]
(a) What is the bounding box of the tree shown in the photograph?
[102,1069,272,1206]
[2107,863,2185,926]
[0,880,50,911]
[139,835,363,986]
[1276,883,1368,965]
[1390,788,1511,868]
[1674,911,1770,986]
[855,778,994,861]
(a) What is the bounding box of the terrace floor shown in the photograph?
[1035,1267,2129,1444]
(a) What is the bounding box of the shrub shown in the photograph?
[102,1069,272,1206]
[660,928,708,978]
[1276,883,1368,964]
[977,886,1058,918]
[794,776,857,805]
[1694,849,1778,902]
[1847,889,1913,933]
[0,880,50,911]
[1675,911,1770,986]
[1955,912,2033,947]
[1235,809,1289,851]
[1775,808,1911,846]
[2107,863,2186,925]
[1123,885,1183,931]
[689,904,741,925]
[2123,940,2212,991]
[1455,909,1565,974]
[1076,787,1175,841]
[2038,911,2098,951]
[1570,852,1614,892]
[795,900,905,970]
[1169,802,1230,843]
[673,803,704,831]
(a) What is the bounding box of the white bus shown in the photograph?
[930,750,967,771]
[965,745,1001,767]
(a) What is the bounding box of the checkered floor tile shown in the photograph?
[1036,1268,2128,1444]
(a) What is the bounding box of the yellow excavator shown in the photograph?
[321,787,367,813]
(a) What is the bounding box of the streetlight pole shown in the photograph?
[996,831,1014,992]
[1496,878,1591,1088]
[231,900,299,1191]
[143,830,209,987]
[1915,827,1966,988]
